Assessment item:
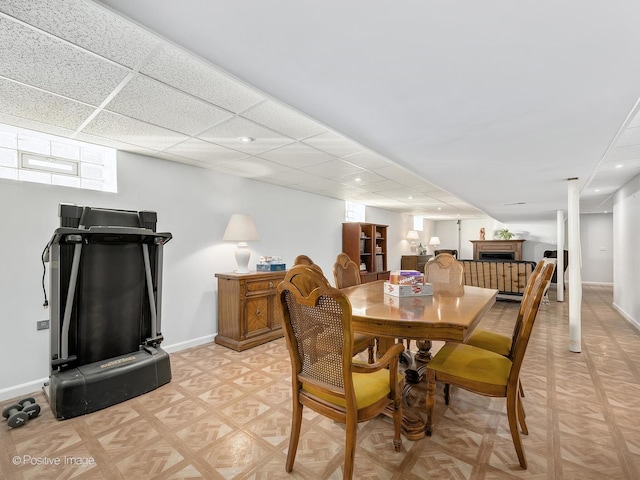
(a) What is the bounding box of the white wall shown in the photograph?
[581,213,613,285]
[613,173,640,330]
[0,151,408,399]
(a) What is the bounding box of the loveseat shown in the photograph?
[459,259,538,301]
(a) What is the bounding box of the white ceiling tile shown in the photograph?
[164,137,247,164]
[336,171,386,186]
[300,159,365,179]
[198,116,293,154]
[294,177,343,192]
[342,150,393,170]
[302,131,364,157]
[83,111,189,150]
[410,181,446,194]
[373,164,416,181]
[106,75,231,135]
[218,157,292,178]
[0,17,129,106]
[73,132,158,156]
[358,179,404,192]
[0,0,159,69]
[602,146,630,163]
[0,113,76,139]
[141,44,265,112]
[256,174,298,187]
[256,142,336,168]
[615,126,640,147]
[0,78,96,131]
[241,100,327,140]
[259,168,318,185]
[376,188,426,202]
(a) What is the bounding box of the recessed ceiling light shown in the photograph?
[408,196,413,199]
[615,164,624,169]
[355,177,362,182]
[238,136,254,143]
[437,207,442,210]
[595,188,600,192]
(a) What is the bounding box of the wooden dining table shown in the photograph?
[341,280,498,439]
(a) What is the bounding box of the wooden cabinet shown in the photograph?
[215,270,286,351]
[401,255,432,272]
[342,223,390,283]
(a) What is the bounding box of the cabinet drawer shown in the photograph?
[245,278,279,294]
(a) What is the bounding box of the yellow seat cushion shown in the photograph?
[428,343,512,387]
[466,329,511,357]
[304,367,391,409]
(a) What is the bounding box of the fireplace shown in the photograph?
[479,251,516,260]
[470,239,526,260]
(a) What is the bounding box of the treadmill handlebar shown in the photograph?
[49,227,172,246]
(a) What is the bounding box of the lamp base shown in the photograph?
[234,242,251,274]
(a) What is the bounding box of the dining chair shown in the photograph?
[277,265,404,480]
[424,253,464,285]
[293,254,325,275]
[433,248,458,259]
[407,253,464,363]
[464,259,554,411]
[333,253,376,363]
[425,263,554,469]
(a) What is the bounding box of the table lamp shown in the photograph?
[429,236,441,254]
[406,230,419,253]
[222,214,259,273]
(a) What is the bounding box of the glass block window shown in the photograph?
[0,123,117,192]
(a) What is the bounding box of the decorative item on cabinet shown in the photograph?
[215,270,286,351]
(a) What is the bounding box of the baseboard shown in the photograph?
[0,378,48,403]
[613,303,640,332]
[582,281,614,286]
[162,334,216,353]
[0,334,217,403]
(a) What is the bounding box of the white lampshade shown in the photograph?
[222,214,259,242]
[429,236,441,247]
[406,230,419,253]
[223,214,259,273]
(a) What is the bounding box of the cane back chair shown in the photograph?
[278,265,404,480]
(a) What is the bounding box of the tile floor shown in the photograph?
[1,285,639,479]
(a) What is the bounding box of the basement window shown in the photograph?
[345,201,365,222]
[0,123,117,192]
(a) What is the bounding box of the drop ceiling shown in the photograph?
[2,0,640,222]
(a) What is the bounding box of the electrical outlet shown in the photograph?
[37,319,50,330]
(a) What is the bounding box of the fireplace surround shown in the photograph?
[470,239,526,260]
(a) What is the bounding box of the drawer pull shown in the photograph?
[268,281,274,288]
[256,308,261,316]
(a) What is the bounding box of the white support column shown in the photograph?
[556,210,564,302]
[567,178,582,353]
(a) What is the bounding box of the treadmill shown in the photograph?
[44,204,172,419]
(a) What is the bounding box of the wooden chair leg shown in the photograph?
[517,394,528,435]
[393,386,402,451]
[286,400,303,472]
[507,390,527,469]
[368,339,375,364]
[343,414,358,480]
[444,383,451,404]
[519,381,525,398]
